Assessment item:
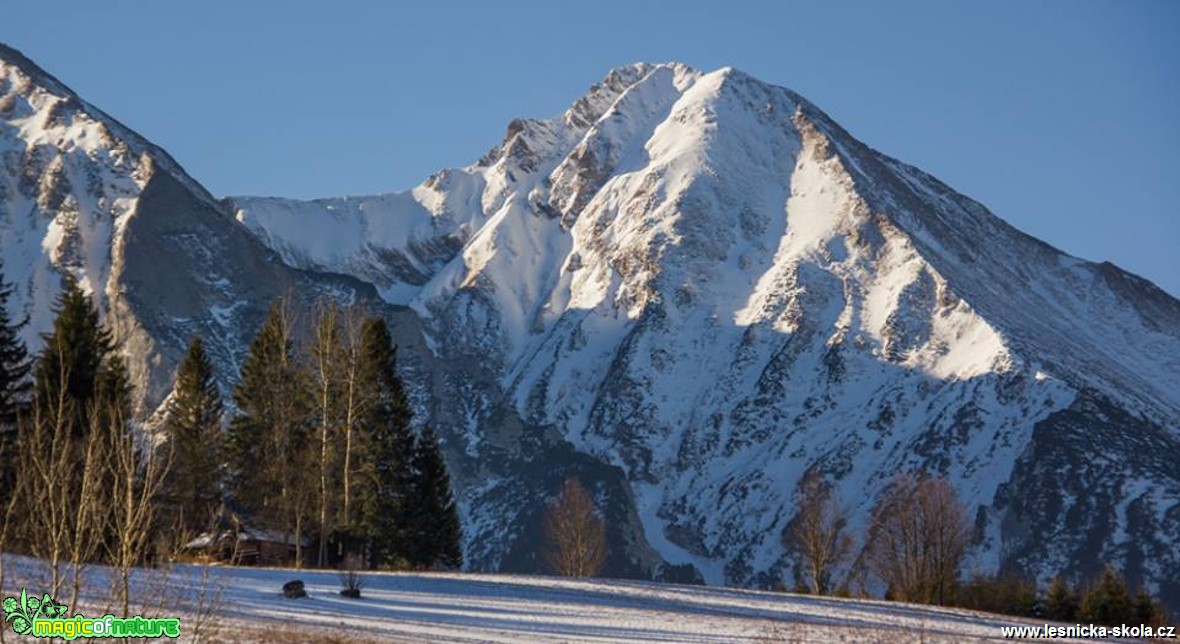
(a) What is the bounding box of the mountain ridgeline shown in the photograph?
[1,46,1177,605]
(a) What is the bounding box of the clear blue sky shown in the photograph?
[5,1,1178,296]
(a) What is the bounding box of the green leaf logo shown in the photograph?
[3,588,67,634]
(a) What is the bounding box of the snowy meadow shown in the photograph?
[0,555,1102,643]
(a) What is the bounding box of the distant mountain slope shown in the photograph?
[2,45,1177,607]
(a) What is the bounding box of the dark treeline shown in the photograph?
[0,270,461,599]
[781,472,1172,626]
[955,566,1168,627]
[210,296,461,571]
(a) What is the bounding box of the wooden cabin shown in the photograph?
[181,503,312,567]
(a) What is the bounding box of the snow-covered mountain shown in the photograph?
[0,43,385,416]
[3,46,1178,608]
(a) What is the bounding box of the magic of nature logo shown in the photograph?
[3,588,180,639]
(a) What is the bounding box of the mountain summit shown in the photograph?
[3,50,1178,604]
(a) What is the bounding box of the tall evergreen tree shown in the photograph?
[34,277,127,435]
[160,337,224,538]
[225,298,314,561]
[23,277,135,564]
[1044,576,1079,622]
[356,317,416,568]
[406,424,462,570]
[0,261,31,427]
[1131,588,1163,627]
[0,262,32,505]
[1078,566,1132,626]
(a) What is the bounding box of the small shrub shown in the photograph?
[339,553,366,599]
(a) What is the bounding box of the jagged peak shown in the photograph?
[562,62,697,130]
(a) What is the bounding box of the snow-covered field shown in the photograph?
[1,557,1099,643]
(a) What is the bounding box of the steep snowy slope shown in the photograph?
[0,44,378,415]
[234,64,1180,605]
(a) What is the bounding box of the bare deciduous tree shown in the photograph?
[543,477,607,578]
[295,301,385,567]
[16,357,108,610]
[868,473,971,605]
[310,301,375,565]
[336,305,371,543]
[311,300,344,568]
[105,401,170,617]
[785,475,852,595]
[0,411,26,644]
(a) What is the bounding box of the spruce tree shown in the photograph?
[0,263,31,507]
[225,298,314,554]
[0,261,31,427]
[1131,589,1162,627]
[1044,576,1079,622]
[1078,566,1131,626]
[407,424,462,570]
[97,348,133,430]
[160,337,224,538]
[34,277,125,436]
[27,277,134,561]
[356,317,416,567]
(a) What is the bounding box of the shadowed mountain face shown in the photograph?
[3,47,1177,606]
